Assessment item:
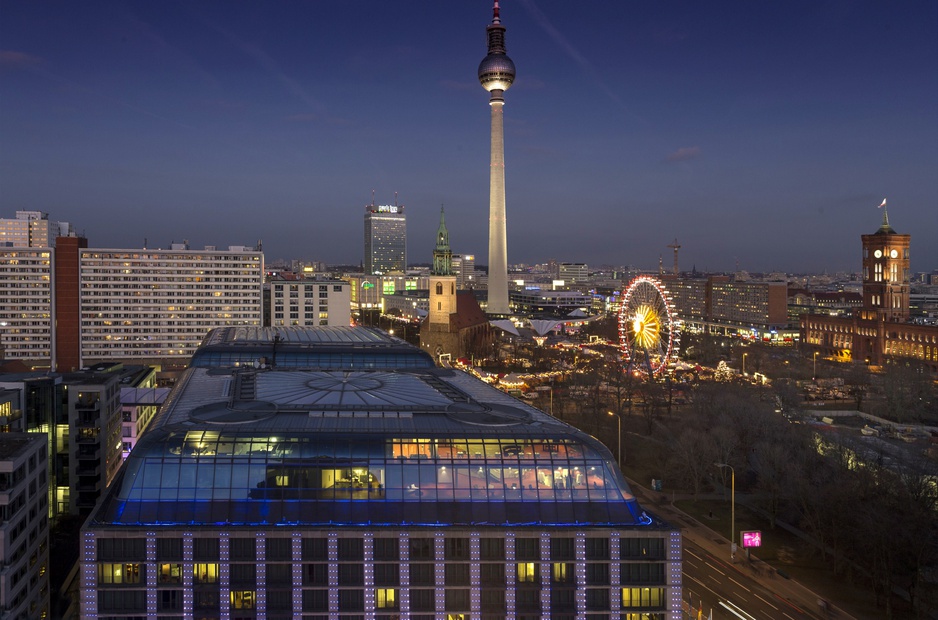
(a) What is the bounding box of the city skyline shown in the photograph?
[1,1,936,273]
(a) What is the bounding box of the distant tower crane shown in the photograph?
[667,238,681,276]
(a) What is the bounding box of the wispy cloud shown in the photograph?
[518,0,621,106]
[0,50,42,70]
[665,146,701,163]
[196,17,342,125]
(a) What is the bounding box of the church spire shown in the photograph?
[432,205,453,276]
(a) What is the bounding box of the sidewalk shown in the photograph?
[628,479,854,620]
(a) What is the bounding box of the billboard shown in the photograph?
[741,530,762,548]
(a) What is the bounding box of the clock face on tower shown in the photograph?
[873,250,882,258]
[890,249,898,258]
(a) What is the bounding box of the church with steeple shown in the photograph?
[420,207,493,363]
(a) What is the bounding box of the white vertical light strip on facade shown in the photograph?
[255,533,266,616]
[363,532,375,618]
[539,532,551,620]
[575,532,587,615]
[327,531,339,614]
[504,531,516,619]
[182,532,194,618]
[470,533,483,616]
[609,531,621,614]
[218,532,230,620]
[435,532,447,615]
[146,533,158,617]
[668,530,684,619]
[291,533,303,620]
[79,531,96,618]
[398,532,410,614]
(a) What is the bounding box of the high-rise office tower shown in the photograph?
[0,210,73,248]
[478,1,515,315]
[364,202,406,275]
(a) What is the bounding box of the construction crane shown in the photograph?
[667,238,681,276]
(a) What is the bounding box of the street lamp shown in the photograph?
[742,352,748,376]
[607,411,622,468]
[714,462,736,560]
[813,351,819,380]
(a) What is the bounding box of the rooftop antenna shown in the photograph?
[395,191,399,206]
[371,189,375,207]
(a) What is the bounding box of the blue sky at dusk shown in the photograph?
[2,1,936,273]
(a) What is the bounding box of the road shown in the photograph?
[682,538,829,620]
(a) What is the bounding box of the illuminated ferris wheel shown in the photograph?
[618,276,681,377]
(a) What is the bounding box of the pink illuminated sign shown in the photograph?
[741,530,762,548]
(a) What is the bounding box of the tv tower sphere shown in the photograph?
[478,2,515,95]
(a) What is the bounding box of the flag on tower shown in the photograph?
[878,199,887,208]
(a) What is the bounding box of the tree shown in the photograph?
[667,428,717,499]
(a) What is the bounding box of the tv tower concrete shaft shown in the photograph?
[487,99,508,314]
[478,1,515,315]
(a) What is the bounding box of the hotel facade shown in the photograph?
[80,327,682,619]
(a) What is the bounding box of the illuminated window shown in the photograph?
[193,563,219,583]
[230,590,255,609]
[158,563,182,583]
[375,588,398,609]
[98,563,142,584]
[552,562,573,583]
[516,562,537,583]
[621,587,664,608]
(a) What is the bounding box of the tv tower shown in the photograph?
[478,0,515,315]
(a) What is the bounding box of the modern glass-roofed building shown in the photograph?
[81,327,681,620]
[189,326,436,370]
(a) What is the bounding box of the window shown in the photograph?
[338,537,363,561]
[622,587,665,608]
[586,562,609,585]
[516,537,539,560]
[410,563,434,586]
[409,538,433,560]
[479,538,504,561]
[445,538,469,560]
[98,563,142,584]
[516,562,537,583]
[620,538,664,560]
[193,538,219,560]
[445,563,470,586]
[193,563,219,584]
[375,588,398,609]
[302,538,327,561]
[157,563,182,584]
[266,537,291,561]
[586,537,609,560]
[230,590,255,610]
[445,589,469,610]
[374,563,399,586]
[338,563,364,586]
[550,538,574,560]
[552,562,574,583]
[586,587,609,610]
[229,538,255,561]
[374,538,399,561]
[480,563,504,586]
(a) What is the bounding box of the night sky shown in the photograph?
[2,1,936,273]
